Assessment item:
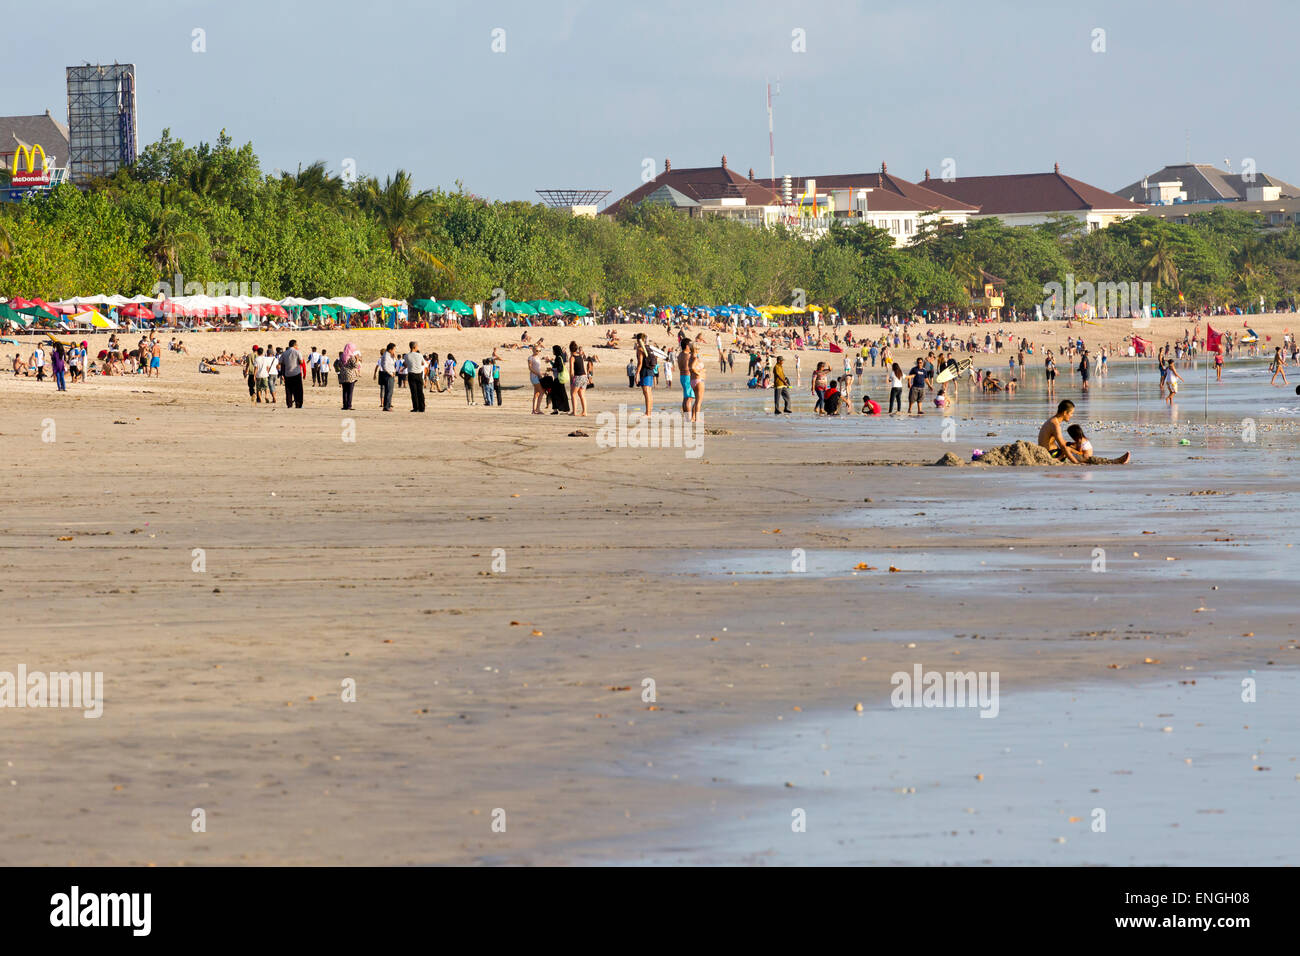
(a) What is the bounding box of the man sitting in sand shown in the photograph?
[1038,400,1130,464]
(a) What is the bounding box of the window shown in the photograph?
[892,219,900,233]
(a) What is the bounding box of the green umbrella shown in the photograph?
[411,298,440,311]
[18,305,60,324]
[0,302,31,326]
[444,300,473,315]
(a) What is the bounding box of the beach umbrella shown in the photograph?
[410,298,440,311]
[68,310,101,326]
[91,313,119,329]
[329,296,372,311]
[442,300,473,315]
[18,304,60,323]
[368,297,406,309]
[0,302,31,326]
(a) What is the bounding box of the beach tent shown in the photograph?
[18,304,60,324]
[329,296,371,311]
[0,302,31,326]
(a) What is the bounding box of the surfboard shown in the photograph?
[649,346,667,359]
[934,358,971,384]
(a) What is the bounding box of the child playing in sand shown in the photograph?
[862,393,881,415]
[934,386,948,409]
[1066,424,1093,460]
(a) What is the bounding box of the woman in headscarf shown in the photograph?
[337,343,361,410]
[549,344,570,414]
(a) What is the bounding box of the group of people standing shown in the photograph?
[626,332,707,422]
[528,342,596,415]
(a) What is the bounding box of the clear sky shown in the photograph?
[7,0,1298,203]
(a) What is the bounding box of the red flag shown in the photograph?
[828,342,843,353]
[1206,325,1222,353]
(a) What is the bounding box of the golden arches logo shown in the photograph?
[11,144,48,174]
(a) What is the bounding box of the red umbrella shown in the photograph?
[258,304,290,318]
[153,299,190,317]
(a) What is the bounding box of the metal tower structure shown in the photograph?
[536,189,611,208]
[66,63,138,184]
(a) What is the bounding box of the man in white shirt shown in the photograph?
[378,343,397,411]
[405,341,426,412]
[32,346,46,381]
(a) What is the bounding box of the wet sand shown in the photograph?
[1,316,1297,864]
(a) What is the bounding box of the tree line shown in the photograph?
[2,129,1298,315]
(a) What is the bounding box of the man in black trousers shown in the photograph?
[280,339,305,408]
[406,341,426,412]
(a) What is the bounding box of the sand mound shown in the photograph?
[932,440,1060,467]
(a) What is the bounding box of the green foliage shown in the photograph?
[3,132,1299,314]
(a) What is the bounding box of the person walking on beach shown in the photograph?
[1270,347,1289,386]
[337,343,360,410]
[492,349,503,405]
[309,347,320,387]
[1045,352,1057,396]
[569,343,589,416]
[150,339,162,378]
[406,341,426,412]
[811,362,828,414]
[906,357,930,414]
[318,350,329,388]
[689,340,706,422]
[1162,359,1184,405]
[377,343,397,411]
[887,362,904,413]
[549,345,570,414]
[529,345,546,414]
[634,333,655,415]
[51,344,67,392]
[255,347,277,404]
[1078,349,1091,392]
[773,355,791,414]
[459,354,478,405]
[280,339,305,408]
[678,341,695,415]
[244,348,258,402]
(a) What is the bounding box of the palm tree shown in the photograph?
[0,214,13,262]
[1140,235,1180,291]
[281,161,346,207]
[142,184,202,278]
[356,171,452,277]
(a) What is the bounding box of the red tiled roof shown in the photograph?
[919,169,1145,215]
[604,161,782,216]
[758,168,978,213]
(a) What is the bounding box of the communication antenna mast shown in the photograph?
[766,78,781,182]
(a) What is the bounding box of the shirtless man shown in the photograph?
[1038,400,1130,464]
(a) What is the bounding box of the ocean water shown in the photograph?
[611,671,1300,865]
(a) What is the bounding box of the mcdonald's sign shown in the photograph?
[9,144,51,186]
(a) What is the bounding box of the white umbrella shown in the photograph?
[330,296,371,310]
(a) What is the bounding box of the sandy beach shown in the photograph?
[2,313,1297,865]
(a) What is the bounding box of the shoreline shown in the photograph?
[1,317,1296,864]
